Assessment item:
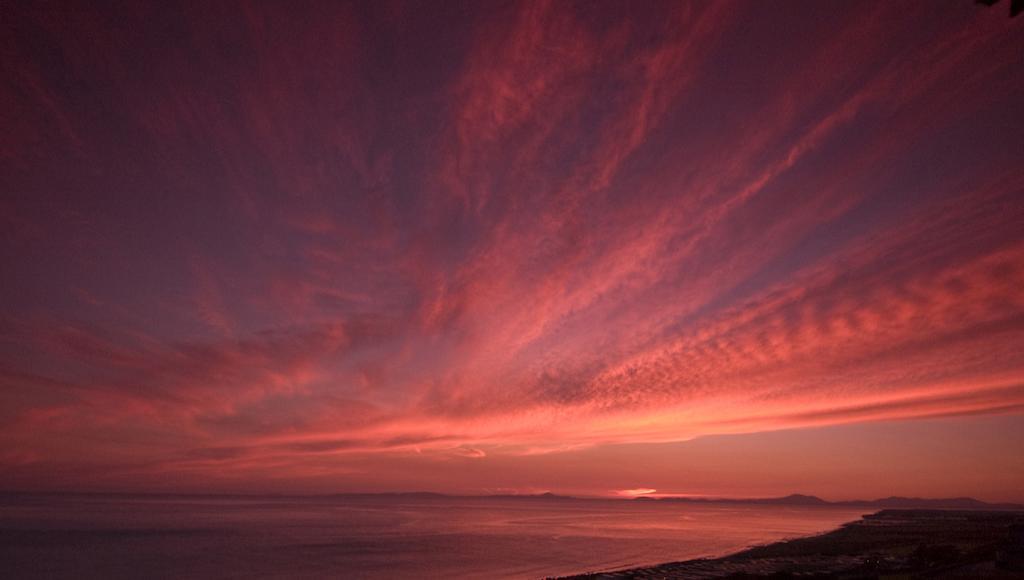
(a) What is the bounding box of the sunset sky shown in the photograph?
[2,1,1023,501]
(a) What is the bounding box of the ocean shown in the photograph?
[0,494,868,579]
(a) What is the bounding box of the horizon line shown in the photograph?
[2,489,1022,506]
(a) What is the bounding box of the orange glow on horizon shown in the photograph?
[615,489,658,498]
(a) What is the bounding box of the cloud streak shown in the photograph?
[1,0,1022,495]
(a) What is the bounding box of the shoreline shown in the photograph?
[557,509,1024,579]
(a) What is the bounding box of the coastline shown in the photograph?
[557,509,1024,579]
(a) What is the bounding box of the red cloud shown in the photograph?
[1,0,1022,496]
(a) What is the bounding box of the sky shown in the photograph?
[2,1,1023,501]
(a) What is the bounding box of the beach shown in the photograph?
[561,509,1024,579]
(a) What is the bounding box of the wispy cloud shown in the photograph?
[1,0,1022,495]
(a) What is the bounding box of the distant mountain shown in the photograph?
[761,493,832,506]
[325,491,579,501]
[638,493,1024,510]
[480,492,577,500]
[653,493,830,506]
[328,491,448,498]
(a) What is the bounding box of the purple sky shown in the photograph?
[2,1,1023,499]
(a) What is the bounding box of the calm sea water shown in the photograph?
[0,494,867,579]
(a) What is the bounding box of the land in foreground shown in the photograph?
[561,509,1024,579]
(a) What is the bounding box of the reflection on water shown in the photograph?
[0,494,867,579]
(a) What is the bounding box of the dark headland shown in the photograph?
[558,509,1024,579]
